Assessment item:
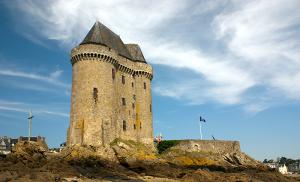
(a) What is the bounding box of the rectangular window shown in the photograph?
[144,82,146,89]
[112,69,115,80]
[132,82,134,87]
[122,98,126,106]
[134,124,136,130]
[140,123,142,129]
[122,75,125,84]
[150,104,152,112]
[123,120,127,131]
[132,103,135,109]
[93,88,98,103]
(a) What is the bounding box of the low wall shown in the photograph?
[170,140,240,154]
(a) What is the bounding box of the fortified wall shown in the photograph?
[170,140,241,154]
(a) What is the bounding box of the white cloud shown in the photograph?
[270,73,300,100]
[0,100,69,118]
[244,103,268,114]
[147,42,255,104]
[6,0,300,113]
[214,0,300,61]
[212,0,300,105]
[9,0,187,45]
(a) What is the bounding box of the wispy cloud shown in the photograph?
[6,0,300,113]
[0,100,69,118]
[0,68,69,88]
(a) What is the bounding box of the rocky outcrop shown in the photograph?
[157,140,261,169]
[0,139,297,181]
[110,139,159,170]
[0,140,298,181]
[60,144,117,161]
[7,141,47,168]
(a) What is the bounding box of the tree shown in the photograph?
[278,157,295,165]
[263,159,268,163]
[268,159,274,163]
[279,157,287,164]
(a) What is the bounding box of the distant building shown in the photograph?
[0,136,47,154]
[154,133,163,143]
[265,162,290,174]
[288,160,300,173]
[0,136,18,154]
[265,162,278,169]
[48,142,67,153]
[18,136,46,143]
[279,164,288,174]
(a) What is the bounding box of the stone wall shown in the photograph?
[171,140,241,154]
[68,44,153,147]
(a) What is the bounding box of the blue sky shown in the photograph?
[0,0,299,161]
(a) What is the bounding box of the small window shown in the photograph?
[144,82,146,89]
[112,69,115,80]
[93,88,98,103]
[129,110,131,115]
[134,124,136,130]
[132,82,134,87]
[150,104,152,112]
[123,120,127,131]
[132,103,135,109]
[122,75,125,84]
[122,98,126,106]
[140,123,142,129]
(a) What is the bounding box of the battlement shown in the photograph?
[70,44,153,80]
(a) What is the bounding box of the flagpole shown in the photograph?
[28,109,34,142]
[199,120,202,140]
[28,110,32,141]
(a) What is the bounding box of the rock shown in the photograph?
[0,140,297,182]
[7,141,47,167]
[61,144,117,162]
[111,139,158,167]
[11,141,46,155]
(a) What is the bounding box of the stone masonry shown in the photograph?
[67,22,153,147]
[171,140,241,154]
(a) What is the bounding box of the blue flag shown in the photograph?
[200,116,206,122]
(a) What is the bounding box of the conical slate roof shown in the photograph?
[80,21,133,59]
[125,44,147,63]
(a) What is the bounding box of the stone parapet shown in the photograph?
[170,140,241,154]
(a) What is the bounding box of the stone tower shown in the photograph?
[67,21,153,147]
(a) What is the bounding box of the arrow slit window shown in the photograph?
[122,75,125,84]
[123,120,127,131]
[122,98,126,106]
[93,88,98,103]
[112,69,115,80]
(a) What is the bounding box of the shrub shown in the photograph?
[157,140,180,154]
